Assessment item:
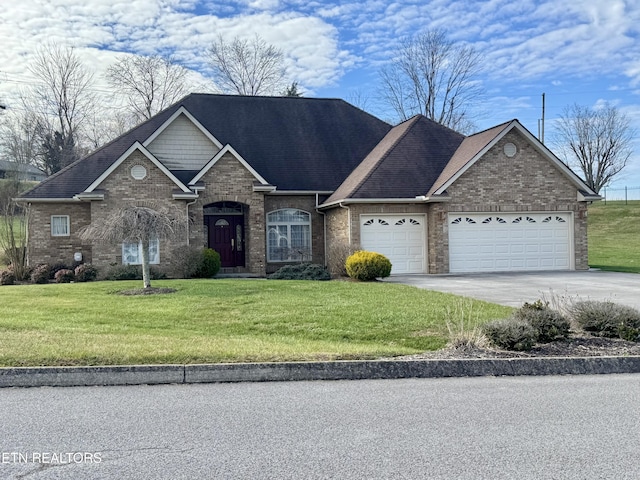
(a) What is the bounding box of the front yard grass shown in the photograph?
[588,201,640,273]
[0,279,511,367]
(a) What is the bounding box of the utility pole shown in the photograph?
[541,93,545,144]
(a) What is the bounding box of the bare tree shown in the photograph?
[79,205,185,289]
[554,103,635,194]
[0,180,28,280]
[0,110,42,167]
[207,34,286,95]
[106,54,191,122]
[25,42,95,172]
[379,29,483,132]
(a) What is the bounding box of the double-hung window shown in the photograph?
[51,215,70,236]
[122,238,159,265]
[266,209,311,262]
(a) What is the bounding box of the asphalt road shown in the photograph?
[1,374,639,479]
[385,270,640,308]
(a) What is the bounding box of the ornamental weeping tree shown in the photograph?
[79,205,185,289]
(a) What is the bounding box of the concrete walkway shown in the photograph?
[384,270,640,309]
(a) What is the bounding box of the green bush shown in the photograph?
[30,264,51,284]
[194,248,221,278]
[571,300,640,341]
[54,269,75,283]
[482,318,538,351]
[345,251,392,281]
[514,301,571,342]
[74,263,98,282]
[269,263,331,280]
[0,269,16,286]
[105,265,167,281]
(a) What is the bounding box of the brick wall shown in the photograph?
[436,129,589,272]
[190,152,267,276]
[88,150,189,277]
[27,202,92,266]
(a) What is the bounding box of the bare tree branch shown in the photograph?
[106,54,191,122]
[378,29,483,132]
[79,204,186,289]
[554,103,635,193]
[207,34,286,96]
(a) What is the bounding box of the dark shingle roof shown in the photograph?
[20,94,391,199]
[326,116,465,203]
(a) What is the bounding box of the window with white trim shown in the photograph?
[267,209,311,262]
[51,215,70,237]
[122,238,160,265]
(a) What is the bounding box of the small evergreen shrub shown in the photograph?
[571,300,640,341]
[483,318,538,351]
[0,269,16,285]
[74,263,98,282]
[514,300,571,342]
[345,251,392,281]
[30,264,51,284]
[194,248,221,278]
[269,263,331,280]
[54,269,75,283]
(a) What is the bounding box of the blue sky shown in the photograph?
[1,0,640,187]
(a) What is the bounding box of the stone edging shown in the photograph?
[1,356,640,388]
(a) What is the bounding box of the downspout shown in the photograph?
[315,193,327,267]
[185,198,198,246]
[338,202,351,245]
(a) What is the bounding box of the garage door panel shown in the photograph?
[449,213,572,273]
[361,215,425,274]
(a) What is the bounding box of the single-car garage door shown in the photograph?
[360,215,425,274]
[449,213,572,273]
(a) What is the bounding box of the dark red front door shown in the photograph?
[208,215,245,267]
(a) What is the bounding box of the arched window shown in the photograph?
[266,209,311,262]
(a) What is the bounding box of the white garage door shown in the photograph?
[449,213,572,273]
[360,215,425,274]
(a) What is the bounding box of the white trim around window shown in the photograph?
[266,209,312,262]
[122,238,160,265]
[51,215,70,237]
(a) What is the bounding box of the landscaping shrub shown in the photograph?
[172,246,203,278]
[0,269,16,285]
[74,263,98,282]
[54,269,75,283]
[194,248,221,278]
[328,241,360,277]
[105,265,167,281]
[482,317,538,351]
[30,264,51,284]
[571,300,640,341]
[514,300,571,342]
[49,263,70,280]
[345,250,392,281]
[269,263,331,281]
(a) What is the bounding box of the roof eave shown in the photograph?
[318,195,450,210]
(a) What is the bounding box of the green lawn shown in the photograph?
[0,279,511,367]
[588,201,640,273]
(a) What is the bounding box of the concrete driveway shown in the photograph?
[384,270,640,309]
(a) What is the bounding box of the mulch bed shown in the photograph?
[118,287,177,296]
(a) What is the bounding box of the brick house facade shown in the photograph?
[19,94,599,277]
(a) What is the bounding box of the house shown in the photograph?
[0,160,46,182]
[17,94,599,276]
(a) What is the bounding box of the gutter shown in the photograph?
[318,195,450,210]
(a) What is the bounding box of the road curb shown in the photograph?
[1,356,640,387]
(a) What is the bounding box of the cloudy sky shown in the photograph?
[1,0,640,188]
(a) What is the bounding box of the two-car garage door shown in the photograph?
[448,213,573,273]
[360,212,573,275]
